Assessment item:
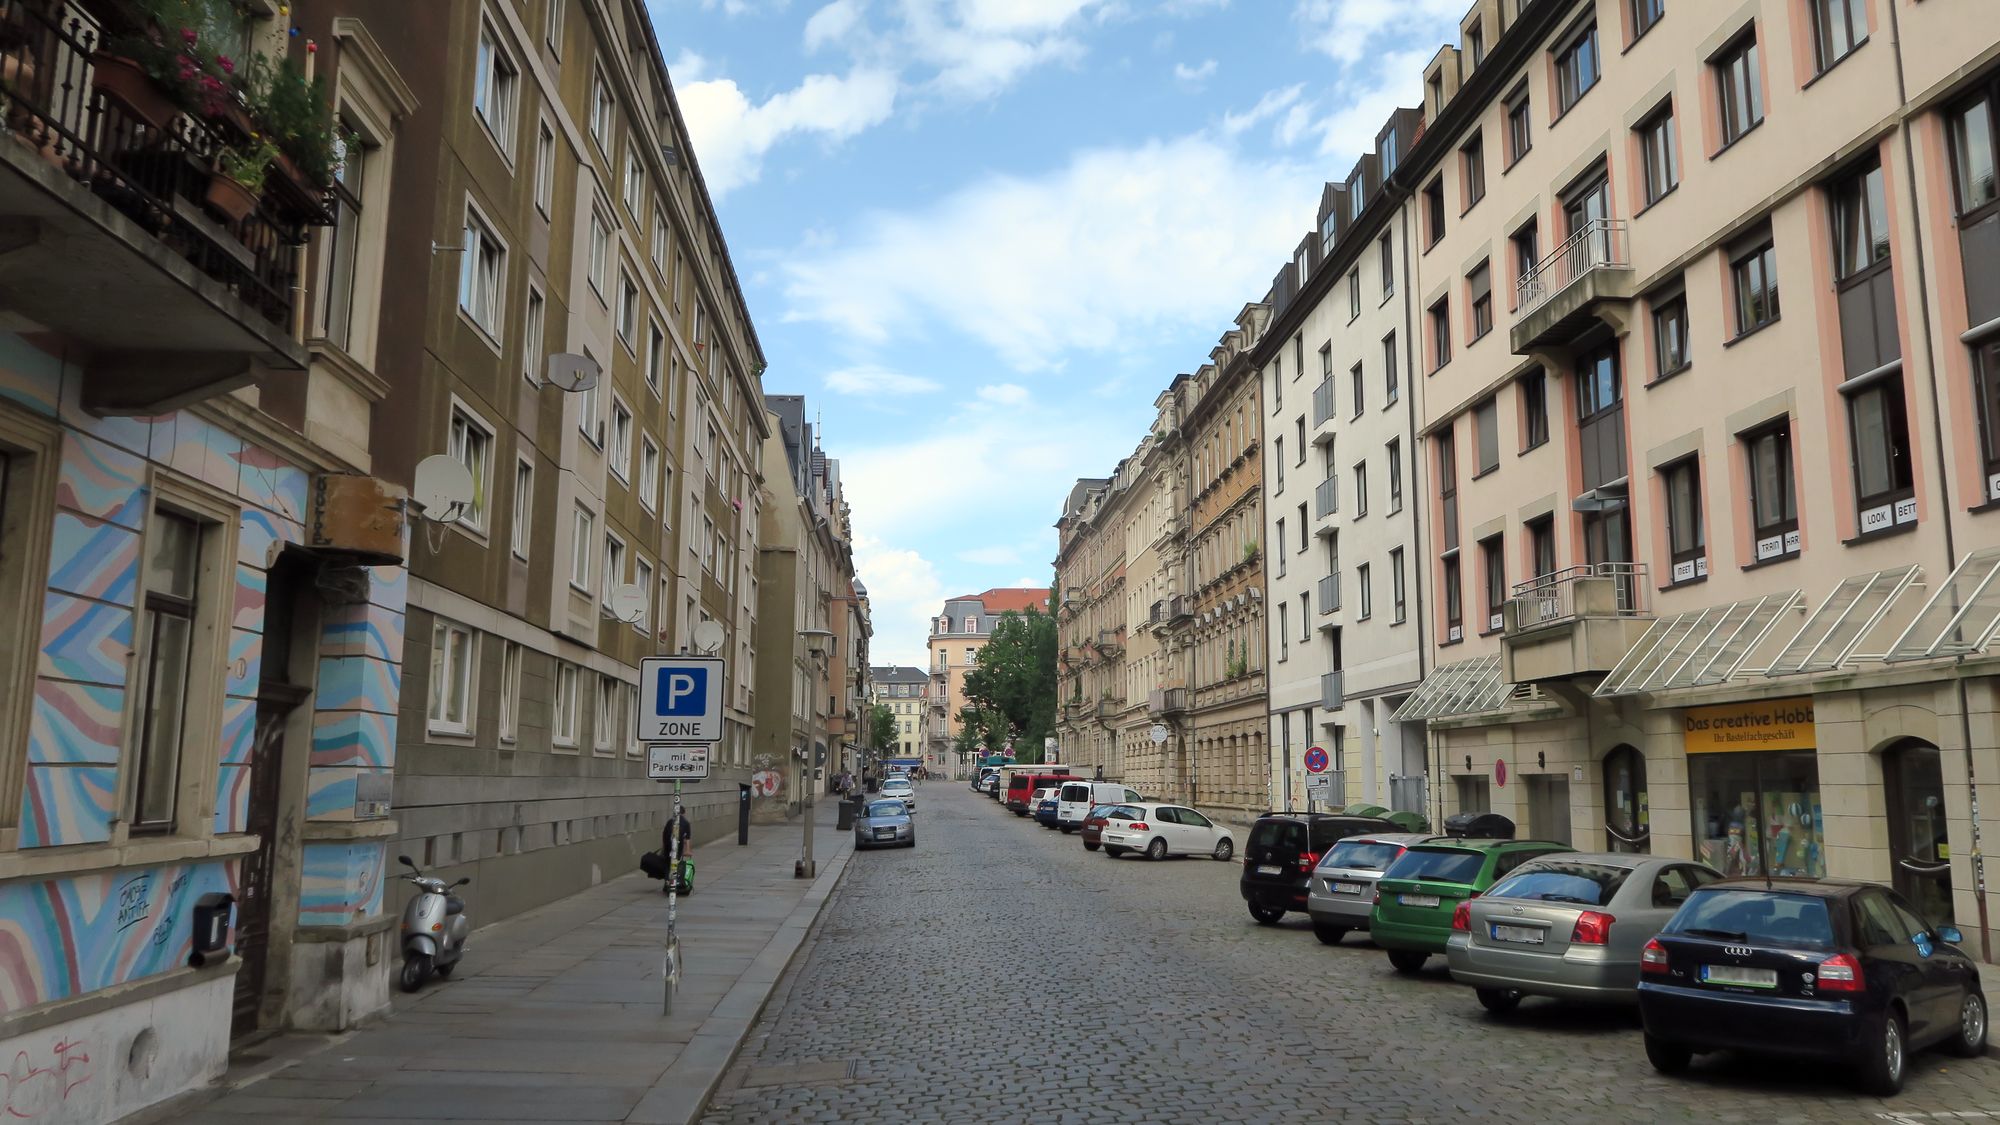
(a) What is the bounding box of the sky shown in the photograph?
[643,0,1471,668]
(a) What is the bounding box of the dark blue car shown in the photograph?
[1034,796,1061,828]
[1637,878,1985,1095]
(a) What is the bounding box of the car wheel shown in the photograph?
[1952,990,1988,1058]
[1247,903,1284,925]
[1104,846,1125,858]
[1313,923,1348,946]
[1083,841,1100,852]
[906,837,916,848]
[1643,1033,1691,1075]
[1386,950,1428,974]
[1475,988,1521,1015]
[1857,1008,1908,1097]
[1060,826,1074,834]
[1212,839,1234,862]
[1146,838,1169,861]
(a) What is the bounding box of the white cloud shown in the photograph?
[854,536,947,667]
[782,133,1319,369]
[1293,0,1465,65]
[959,544,1023,565]
[1221,84,1303,137]
[669,49,711,83]
[825,366,942,394]
[803,0,864,51]
[1173,58,1216,85]
[678,67,898,195]
[976,383,1031,406]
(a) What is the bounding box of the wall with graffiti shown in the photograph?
[0,859,237,1011]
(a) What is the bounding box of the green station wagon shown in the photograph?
[1369,839,1575,973]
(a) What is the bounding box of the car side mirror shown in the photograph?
[1940,925,1965,944]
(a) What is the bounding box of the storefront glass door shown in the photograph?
[1690,750,1824,878]
[1886,740,1953,926]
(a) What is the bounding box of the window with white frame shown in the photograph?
[639,436,659,511]
[609,398,632,480]
[617,269,638,347]
[594,673,616,750]
[623,150,643,215]
[645,319,665,396]
[603,532,625,599]
[651,208,668,275]
[533,119,554,214]
[544,0,563,55]
[590,66,614,154]
[316,115,369,352]
[458,204,505,337]
[428,617,476,734]
[672,245,684,309]
[448,406,493,531]
[588,210,609,298]
[553,662,579,745]
[571,504,594,590]
[473,17,518,154]
[498,640,521,742]
[522,284,545,384]
[511,456,532,559]
[131,509,209,832]
[633,557,653,629]
[578,354,603,445]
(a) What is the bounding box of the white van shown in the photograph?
[1056,780,1143,832]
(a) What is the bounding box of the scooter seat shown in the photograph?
[444,897,465,916]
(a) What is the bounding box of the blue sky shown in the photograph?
[643,0,1468,666]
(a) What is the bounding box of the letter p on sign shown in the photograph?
[659,668,705,714]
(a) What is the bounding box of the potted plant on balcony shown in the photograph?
[93,0,242,129]
[205,131,270,222]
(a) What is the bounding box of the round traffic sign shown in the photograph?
[1495,758,1508,787]
[1304,746,1329,774]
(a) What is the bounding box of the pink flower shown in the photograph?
[180,27,196,45]
[215,55,234,74]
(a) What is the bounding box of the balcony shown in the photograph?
[1094,696,1121,721]
[1095,628,1123,657]
[1511,220,1635,355]
[1148,599,1166,626]
[1314,477,1339,520]
[1312,377,1337,427]
[1317,572,1340,614]
[0,3,317,411]
[1502,563,1654,684]
[1160,594,1193,628]
[1147,687,1189,716]
[1320,671,1344,710]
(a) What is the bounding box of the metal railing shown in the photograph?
[0,3,312,328]
[1508,562,1649,628]
[1317,572,1340,613]
[1314,476,1339,519]
[1515,219,1629,319]
[1312,378,1337,427]
[1166,594,1192,622]
[1320,670,1344,710]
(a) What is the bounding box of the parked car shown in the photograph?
[879,776,916,809]
[1080,805,1121,851]
[1637,878,1986,1095]
[1307,833,1444,944]
[972,767,999,792]
[1032,788,1062,827]
[1241,813,1401,924]
[1056,781,1142,833]
[1101,802,1235,861]
[1006,772,1072,815]
[853,799,915,849]
[1446,853,1722,1011]
[1370,838,1574,973]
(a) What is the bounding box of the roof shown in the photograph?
[953,588,1051,615]
[1702,877,1873,898]
[1408,838,1568,852]
[870,666,928,684]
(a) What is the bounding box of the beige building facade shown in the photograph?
[926,588,1050,763]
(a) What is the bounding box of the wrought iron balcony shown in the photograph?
[1511,219,1635,354]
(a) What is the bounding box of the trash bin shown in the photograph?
[837,798,861,831]
[1443,811,1515,839]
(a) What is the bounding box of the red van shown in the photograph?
[1005,772,1074,815]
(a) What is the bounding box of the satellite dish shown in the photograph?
[691,620,725,654]
[544,352,601,393]
[411,455,473,520]
[607,584,646,624]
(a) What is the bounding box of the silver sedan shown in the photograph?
[1446,852,1722,1012]
[854,799,915,849]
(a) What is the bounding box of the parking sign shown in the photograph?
[638,656,724,742]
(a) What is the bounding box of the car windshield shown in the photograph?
[1105,805,1144,820]
[1665,889,1836,949]
[865,801,904,818]
[1383,847,1485,885]
[883,780,910,790]
[1486,862,1631,905]
[1321,840,1405,872]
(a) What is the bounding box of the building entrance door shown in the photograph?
[1526,775,1572,845]
[1603,745,1649,853]
[233,680,307,1038]
[1886,739,1953,927]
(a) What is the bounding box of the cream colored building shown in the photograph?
[869,665,931,762]
[926,588,1051,762]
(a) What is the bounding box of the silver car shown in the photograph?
[1307,833,1442,944]
[853,798,915,849]
[1445,852,1722,1012]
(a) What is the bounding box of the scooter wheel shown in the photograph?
[400,953,432,993]
[434,960,455,979]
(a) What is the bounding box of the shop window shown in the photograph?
[1689,748,1823,877]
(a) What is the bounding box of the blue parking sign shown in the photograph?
[638,656,724,743]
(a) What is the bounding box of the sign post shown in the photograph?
[1303,746,1329,813]
[638,657,726,1015]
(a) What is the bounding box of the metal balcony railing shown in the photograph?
[1314,477,1340,519]
[1317,572,1340,613]
[1508,562,1649,629]
[1320,670,1344,709]
[1516,219,1629,319]
[1312,378,1337,427]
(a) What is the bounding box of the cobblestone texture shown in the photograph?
[703,786,2000,1124]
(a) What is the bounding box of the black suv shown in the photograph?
[1241,813,1399,924]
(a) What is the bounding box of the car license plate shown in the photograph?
[1334,882,1365,895]
[1398,893,1440,908]
[1491,924,1544,945]
[1701,964,1778,989]
[1256,865,1283,875]
[875,828,895,838]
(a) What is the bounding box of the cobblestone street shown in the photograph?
[703,787,2000,1124]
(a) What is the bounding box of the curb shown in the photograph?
[625,838,857,1125]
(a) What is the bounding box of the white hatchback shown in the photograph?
[880,776,915,809]
[1099,802,1235,862]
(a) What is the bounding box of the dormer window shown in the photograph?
[1381,127,1399,177]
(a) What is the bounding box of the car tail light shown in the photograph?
[1299,851,1321,869]
[1129,822,1148,832]
[1818,953,1865,992]
[1451,902,1471,932]
[1372,888,1382,906]
[1640,938,1670,975]
[1571,911,1615,946]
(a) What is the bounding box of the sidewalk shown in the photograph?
[150,797,853,1124]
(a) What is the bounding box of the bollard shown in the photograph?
[737,783,750,845]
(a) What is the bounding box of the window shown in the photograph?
[428,618,475,734]
[571,504,594,590]
[1297,502,1308,550]
[1639,103,1678,205]
[645,319,666,397]
[1810,0,1866,73]
[1663,456,1705,580]
[1745,420,1799,560]
[1505,84,1532,164]
[640,437,660,512]
[1295,418,1306,464]
[1357,563,1373,619]
[448,406,493,531]
[1387,438,1402,513]
[511,457,533,559]
[590,66,615,153]
[633,558,653,629]
[1429,298,1451,370]
[1948,92,1997,217]
[1631,0,1663,38]
[578,360,603,446]
[1348,269,1361,320]
[1424,178,1446,246]
[594,674,616,751]
[1652,289,1690,379]
[1438,430,1459,551]
[1512,220,1539,301]
[1831,160,1891,282]
[1278,603,1289,661]
[623,150,643,216]
[1530,515,1556,580]
[473,18,518,153]
[602,533,624,601]
[588,211,609,297]
[1383,333,1399,404]
[609,399,632,480]
[1848,379,1914,527]
[1275,519,1286,578]
[1520,369,1549,450]
[1466,19,1485,68]
[316,119,366,351]
[1461,132,1485,208]
[1555,21,1600,115]
[522,285,545,383]
[650,209,669,275]
[617,270,638,346]
[702,515,716,573]
[1474,397,1499,474]
[1482,537,1506,632]
[1441,554,1460,637]
[534,121,555,214]
[1732,239,1780,334]
[552,663,579,746]
[545,0,564,53]
[1354,461,1369,518]
[1350,363,1365,418]
[1391,549,1413,624]
[1275,438,1285,491]
[498,641,522,742]
[1468,262,1492,340]
[1379,234,1394,298]
[131,512,202,831]
[458,205,504,337]
[1715,32,1763,147]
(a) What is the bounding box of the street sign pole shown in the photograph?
[638,655,724,1015]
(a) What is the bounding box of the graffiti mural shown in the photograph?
[0,1036,93,1119]
[0,860,237,1011]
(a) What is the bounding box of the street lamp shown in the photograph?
[798,627,836,879]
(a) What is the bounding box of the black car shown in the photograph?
[1240,813,1399,924]
[1637,877,1986,1095]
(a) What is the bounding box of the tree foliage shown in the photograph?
[868,703,898,754]
[959,608,1057,763]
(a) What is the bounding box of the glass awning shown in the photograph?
[1596,591,1801,697]
[1391,655,1514,722]
[1764,565,1922,677]
[1886,547,2000,662]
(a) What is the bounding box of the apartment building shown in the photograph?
[926,587,1050,759]
[1257,110,1432,817]
[1383,0,2000,937]
[383,0,774,926]
[1054,474,1125,773]
[0,0,431,1117]
[869,665,930,763]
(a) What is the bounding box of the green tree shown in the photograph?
[960,608,1057,761]
[868,703,898,754]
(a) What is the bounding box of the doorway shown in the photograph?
[1885,739,1952,926]
[1603,745,1649,853]
[1526,775,1572,845]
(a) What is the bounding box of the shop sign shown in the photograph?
[1683,698,1816,754]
